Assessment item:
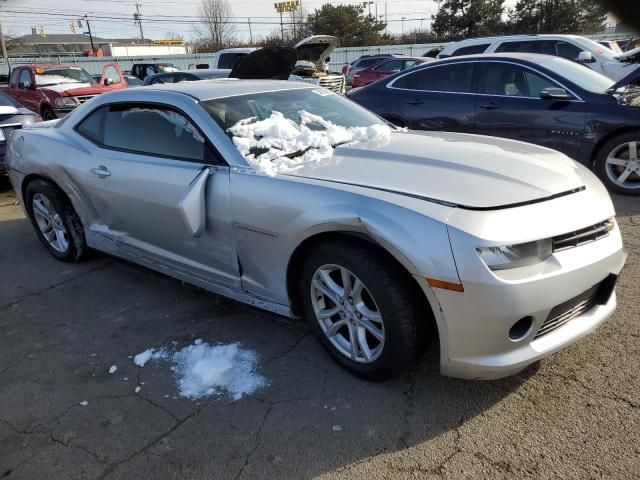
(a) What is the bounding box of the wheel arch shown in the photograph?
[21,173,58,208]
[590,126,640,167]
[285,230,440,343]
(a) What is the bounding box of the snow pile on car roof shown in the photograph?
[228,110,391,176]
[133,340,267,400]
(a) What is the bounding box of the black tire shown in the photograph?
[594,132,640,196]
[25,179,86,262]
[299,239,427,381]
[41,106,56,121]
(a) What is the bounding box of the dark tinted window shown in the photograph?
[19,69,32,88]
[150,74,176,84]
[78,104,210,162]
[393,63,474,93]
[357,57,385,69]
[450,43,491,56]
[218,53,246,69]
[9,69,19,88]
[479,63,557,97]
[373,60,404,72]
[556,41,582,61]
[0,91,23,108]
[495,40,556,56]
[77,106,107,143]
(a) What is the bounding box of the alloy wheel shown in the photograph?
[32,193,69,253]
[605,141,640,190]
[310,264,385,363]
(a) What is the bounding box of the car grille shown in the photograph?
[535,274,617,339]
[552,220,613,252]
[75,95,97,104]
[318,76,345,94]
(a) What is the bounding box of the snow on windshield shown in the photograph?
[228,110,391,176]
[35,74,82,86]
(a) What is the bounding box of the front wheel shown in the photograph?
[300,240,427,381]
[25,179,86,262]
[594,134,640,195]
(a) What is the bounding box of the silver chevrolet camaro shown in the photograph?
[6,80,626,381]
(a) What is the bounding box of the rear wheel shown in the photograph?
[595,133,640,195]
[300,240,426,381]
[25,179,86,262]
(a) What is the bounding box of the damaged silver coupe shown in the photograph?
[6,80,625,380]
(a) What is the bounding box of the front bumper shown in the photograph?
[431,221,625,380]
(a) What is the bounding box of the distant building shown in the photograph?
[8,33,186,57]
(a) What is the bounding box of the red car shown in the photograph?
[3,63,127,120]
[352,57,432,88]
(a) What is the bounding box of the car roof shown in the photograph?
[431,52,569,64]
[144,78,316,100]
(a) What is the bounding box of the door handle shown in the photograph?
[480,103,500,110]
[406,99,424,105]
[90,165,111,177]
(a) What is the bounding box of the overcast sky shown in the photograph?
[1,0,517,42]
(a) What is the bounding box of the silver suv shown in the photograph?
[438,34,636,80]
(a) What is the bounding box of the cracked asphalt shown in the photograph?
[0,175,638,479]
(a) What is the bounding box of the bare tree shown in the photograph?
[196,0,235,49]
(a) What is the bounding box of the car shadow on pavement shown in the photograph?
[0,206,538,479]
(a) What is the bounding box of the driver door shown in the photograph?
[71,102,240,289]
[99,63,127,90]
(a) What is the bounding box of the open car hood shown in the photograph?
[615,47,640,63]
[229,47,297,80]
[293,35,340,69]
[609,64,640,92]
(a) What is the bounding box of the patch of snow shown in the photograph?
[79,400,88,406]
[173,342,266,400]
[228,110,391,176]
[135,386,141,394]
[194,339,203,345]
[134,349,154,367]
[108,365,118,374]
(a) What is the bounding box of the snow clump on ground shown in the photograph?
[228,110,391,176]
[133,341,266,401]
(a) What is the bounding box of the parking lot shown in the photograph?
[0,174,638,479]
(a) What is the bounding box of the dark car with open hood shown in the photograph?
[348,53,640,195]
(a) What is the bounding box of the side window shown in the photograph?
[556,41,582,61]
[496,40,556,56]
[218,53,244,69]
[358,58,383,69]
[393,63,474,93]
[450,43,491,57]
[101,105,209,162]
[103,65,122,83]
[403,60,420,70]
[9,69,19,88]
[19,69,32,88]
[76,106,107,143]
[480,63,556,97]
[373,60,404,73]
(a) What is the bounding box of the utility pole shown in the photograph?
[83,14,96,54]
[0,21,7,60]
[134,3,144,40]
[247,18,253,44]
[401,16,406,35]
[384,2,388,33]
[279,11,284,40]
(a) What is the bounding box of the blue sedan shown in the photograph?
[348,53,640,195]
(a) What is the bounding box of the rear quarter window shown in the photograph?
[450,44,491,57]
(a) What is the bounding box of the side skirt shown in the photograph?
[85,229,293,318]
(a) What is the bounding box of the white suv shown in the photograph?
[438,34,636,80]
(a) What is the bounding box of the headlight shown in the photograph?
[476,239,552,271]
[55,97,79,108]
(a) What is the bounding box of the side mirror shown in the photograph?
[540,87,573,101]
[578,51,594,63]
[103,77,113,86]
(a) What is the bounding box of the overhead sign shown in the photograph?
[274,1,300,13]
[153,39,184,45]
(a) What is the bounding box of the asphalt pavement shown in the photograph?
[0,175,638,479]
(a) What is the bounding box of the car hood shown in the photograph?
[229,47,297,80]
[609,64,640,92]
[293,35,339,69]
[38,83,111,96]
[615,47,640,63]
[285,130,585,210]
